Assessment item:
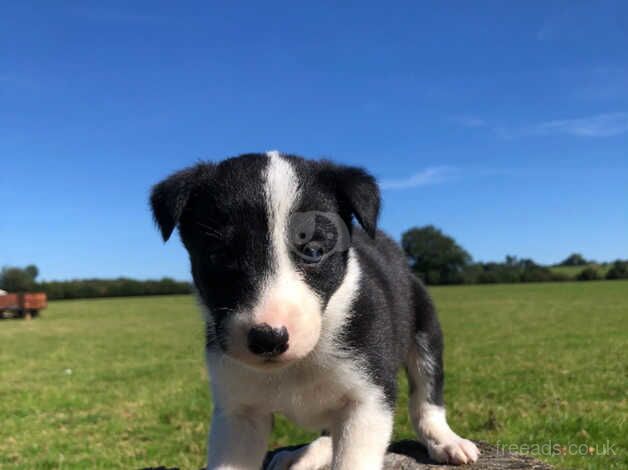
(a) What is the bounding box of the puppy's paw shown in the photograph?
[427,436,480,465]
[267,436,332,470]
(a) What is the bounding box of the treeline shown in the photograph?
[437,258,628,285]
[0,266,192,300]
[38,277,193,300]
[605,261,628,280]
[449,258,568,285]
[402,226,628,285]
[3,225,628,296]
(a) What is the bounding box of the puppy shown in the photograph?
[150,151,479,470]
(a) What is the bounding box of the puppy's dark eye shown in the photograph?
[203,242,229,265]
[206,249,242,274]
[301,241,325,264]
[208,251,225,265]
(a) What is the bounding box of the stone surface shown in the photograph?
[262,440,553,470]
[142,440,554,470]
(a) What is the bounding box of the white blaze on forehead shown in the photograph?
[259,151,323,360]
[264,150,300,277]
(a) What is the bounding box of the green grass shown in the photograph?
[1,282,626,469]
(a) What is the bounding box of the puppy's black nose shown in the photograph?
[247,324,289,357]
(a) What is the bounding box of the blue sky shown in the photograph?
[2,1,627,280]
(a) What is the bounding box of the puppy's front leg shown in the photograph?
[331,399,393,470]
[207,406,272,470]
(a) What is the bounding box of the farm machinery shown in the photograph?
[0,291,47,319]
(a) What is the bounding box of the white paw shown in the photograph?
[267,436,332,470]
[427,436,480,465]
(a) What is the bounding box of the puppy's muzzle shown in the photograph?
[247,323,289,358]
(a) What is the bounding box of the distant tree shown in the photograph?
[606,260,628,280]
[559,253,588,266]
[505,255,518,267]
[402,225,471,284]
[36,277,193,300]
[576,267,600,281]
[462,256,565,284]
[518,258,554,282]
[0,265,39,292]
[25,265,39,280]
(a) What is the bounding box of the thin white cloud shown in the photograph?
[455,112,628,139]
[530,112,628,137]
[380,166,456,190]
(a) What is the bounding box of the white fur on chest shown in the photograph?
[206,248,369,430]
[208,350,372,430]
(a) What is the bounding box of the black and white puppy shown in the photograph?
[150,151,479,470]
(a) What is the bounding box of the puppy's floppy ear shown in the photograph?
[319,162,381,238]
[150,164,213,241]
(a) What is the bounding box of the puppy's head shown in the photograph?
[150,151,379,369]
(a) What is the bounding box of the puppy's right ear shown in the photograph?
[150,164,213,242]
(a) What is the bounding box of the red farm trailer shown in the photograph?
[0,292,48,319]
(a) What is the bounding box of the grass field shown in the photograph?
[1,282,626,470]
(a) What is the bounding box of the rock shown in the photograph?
[262,440,553,470]
[142,440,553,470]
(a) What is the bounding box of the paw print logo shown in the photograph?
[287,212,351,263]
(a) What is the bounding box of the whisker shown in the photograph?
[196,221,224,239]
[214,307,235,313]
[201,230,223,240]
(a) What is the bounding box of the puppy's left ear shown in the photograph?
[150,164,213,242]
[319,163,381,238]
[150,168,196,241]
